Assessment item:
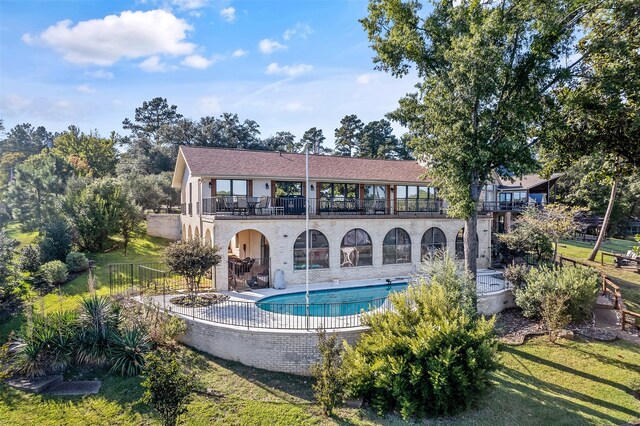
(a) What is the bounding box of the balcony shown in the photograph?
[478,201,542,212]
[199,196,448,218]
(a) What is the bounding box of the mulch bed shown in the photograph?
[493,308,618,345]
[170,294,230,308]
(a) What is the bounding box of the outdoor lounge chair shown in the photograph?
[256,196,270,215]
[236,197,248,215]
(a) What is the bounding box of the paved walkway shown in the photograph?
[593,296,640,345]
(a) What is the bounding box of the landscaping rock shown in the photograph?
[46,381,102,396]
[345,397,364,408]
[6,375,63,394]
[557,329,575,340]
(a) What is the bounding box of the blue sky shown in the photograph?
[0,0,421,147]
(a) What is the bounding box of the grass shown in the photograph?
[556,238,640,312]
[1,223,639,424]
[0,337,638,425]
[4,222,38,247]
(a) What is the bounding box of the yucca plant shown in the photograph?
[110,328,151,376]
[76,296,119,366]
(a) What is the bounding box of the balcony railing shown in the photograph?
[200,196,450,217]
[478,201,542,212]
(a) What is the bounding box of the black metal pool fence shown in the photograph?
[108,263,508,330]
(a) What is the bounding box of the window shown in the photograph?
[341,228,372,267]
[421,227,447,259]
[383,228,411,264]
[320,183,359,200]
[293,230,329,270]
[364,185,386,199]
[455,228,479,259]
[275,181,303,197]
[396,185,439,212]
[216,179,247,196]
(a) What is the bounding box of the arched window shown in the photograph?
[187,225,192,240]
[421,227,447,260]
[194,226,200,240]
[383,228,411,264]
[293,230,329,270]
[455,228,479,259]
[341,228,372,267]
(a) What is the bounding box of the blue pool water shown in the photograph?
[256,282,409,317]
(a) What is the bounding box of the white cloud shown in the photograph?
[356,74,378,85]
[282,101,311,112]
[1,94,32,113]
[232,49,248,58]
[139,55,168,72]
[170,0,208,10]
[258,39,287,54]
[24,10,195,66]
[220,7,236,23]
[198,96,222,114]
[283,23,312,41]
[76,84,95,93]
[85,69,113,79]
[181,54,213,69]
[56,100,72,109]
[266,62,312,77]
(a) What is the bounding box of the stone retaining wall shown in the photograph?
[146,214,181,240]
[177,316,365,376]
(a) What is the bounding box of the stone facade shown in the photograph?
[177,316,365,375]
[146,214,181,240]
[204,215,492,291]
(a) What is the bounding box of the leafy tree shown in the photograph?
[334,114,363,157]
[357,119,398,159]
[122,97,183,142]
[0,230,22,319]
[64,178,137,252]
[117,193,144,257]
[52,126,117,177]
[0,151,26,197]
[312,329,345,416]
[300,127,330,154]
[5,152,72,230]
[164,239,221,301]
[539,0,640,261]
[141,350,197,426]
[38,216,73,263]
[117,138,175,175]
[0,123,51,157]
[362,0,589,282]
[195,113,262,149]
[263,131,298,152]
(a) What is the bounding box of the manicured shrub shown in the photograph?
[342,282,497,419]
[164,239,221,299]
[142,350,197,426]
[66,252,89,273]
[40,260,68,286]
[540,292,571,342]
[312,330,345,416]
[38,217,72,263]
[19,245,41,273]
[515,265,599,321]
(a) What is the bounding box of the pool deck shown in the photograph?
[142,269,508,331]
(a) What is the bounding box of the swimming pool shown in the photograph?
[256,282,409,317]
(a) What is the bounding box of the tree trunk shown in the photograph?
[588,177,618,261]
[464,212,478,278]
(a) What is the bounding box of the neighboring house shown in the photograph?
[481,171,563,233]
[172,146,497,291]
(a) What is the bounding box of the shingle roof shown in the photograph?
[497,172,563,190]
[178,146,431,184]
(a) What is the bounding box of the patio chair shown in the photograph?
[236,197,248,215]
[223,196,236,214]
[373,199,386,214]
[256,196,270,215]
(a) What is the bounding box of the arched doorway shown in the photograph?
[227,229,270,290]
[187,225,192,240]
[194,226,200,240]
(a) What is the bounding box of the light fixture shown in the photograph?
[390,187,395,192]
[208,181,212,188]
[265,183,269,189]
[310,184,315,191]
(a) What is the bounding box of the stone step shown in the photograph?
[46,380,102,396]
[594,307,619,329]
[595,295,615,309]
[6,375,63,394]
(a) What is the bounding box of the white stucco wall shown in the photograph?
[146,214,181,240]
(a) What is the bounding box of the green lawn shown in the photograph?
[0,337,638,425]
[4,222,38,247]
[556,238,640,312]
[2,225,639,425]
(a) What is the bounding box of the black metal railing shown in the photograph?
[478,201,541,212]
[476,272,507,294]
[395,199,445,214]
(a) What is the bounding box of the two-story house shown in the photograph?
[172,146,497,291]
